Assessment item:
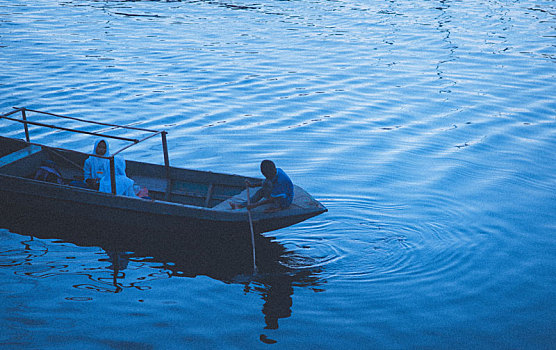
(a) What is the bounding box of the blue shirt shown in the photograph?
[270,168,294,208]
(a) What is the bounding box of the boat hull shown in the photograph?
[0,134,326,240]
[0,172,325,238]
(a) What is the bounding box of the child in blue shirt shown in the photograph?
[232,160,294,211]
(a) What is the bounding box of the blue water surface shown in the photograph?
[1,0,555,348]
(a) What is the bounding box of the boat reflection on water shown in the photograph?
[0,213,325,333]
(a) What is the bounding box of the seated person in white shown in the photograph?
[83,139,110,189]
[99,156,138,197]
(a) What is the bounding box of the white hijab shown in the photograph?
[84,139,110,181]
[99,156,137,197]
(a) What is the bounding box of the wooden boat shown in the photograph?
[0,108,327,238]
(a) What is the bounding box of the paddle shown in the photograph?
[246,184,258,273]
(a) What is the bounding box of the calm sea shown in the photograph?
[1,0,555,348]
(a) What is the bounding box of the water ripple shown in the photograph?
[1,0,555,347]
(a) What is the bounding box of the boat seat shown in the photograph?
[0,145,42,168]
[0,144,46,178]
[204,183,214,207]
[132,175,228,206]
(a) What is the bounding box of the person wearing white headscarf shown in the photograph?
[99,156,138,197]
[83,139,110,189]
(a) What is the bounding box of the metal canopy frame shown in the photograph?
[0,107,170,195]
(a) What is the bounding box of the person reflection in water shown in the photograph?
[231,160,294,212]
[83,139,109,190]
[260,278,294,330]
[106,250,130,294]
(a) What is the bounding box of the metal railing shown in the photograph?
[1,107,170,196]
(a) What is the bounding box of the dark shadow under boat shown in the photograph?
[0,211,326,331]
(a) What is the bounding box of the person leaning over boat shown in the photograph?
[232,160,294,211]
[98,156,138,197]
[83,139,109,190]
